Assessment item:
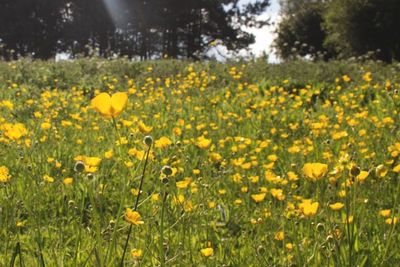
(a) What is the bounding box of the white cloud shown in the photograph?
[242,12,281,62]
[209,0,281,62]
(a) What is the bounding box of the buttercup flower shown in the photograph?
[125,208,144,225]
[299,199,319,217]
[200,247,214,257]
[0,166,10,183]
[91,92,128,118]
[302,163,328,181]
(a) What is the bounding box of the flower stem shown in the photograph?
[160,190,168,267]
[119,144,152,266]
[382,174,400,265]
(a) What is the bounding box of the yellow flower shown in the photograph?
[184,201,194,212]
[208,201,216,209]
[41,122,51,130]
[356,171,369,183]
[0,166,11,183]
[1,100,14,110]
[85,165,98,173]
[91,92,128,118]
[43,175,54,183]
[131,188,139,196]
[125,208,144,225]
[193,169,201,175]
[176,177,192,189]
[196,136,212,149]
[151,193,160,202]
[375,164,388,178]
[125,161,134,168]
[234,199,242,205]
[342,75,351,82]
[286,243,294,251]
[154,136,172,149]
[173,127,182,136]
[138,120,152,134]
[16,221,26,228]
[209,152,222,162]
[267,154,278,162]
[63,177,73,185]
[251,193,266,203]
[131,248,143,259]
[329,202,344,211]
[200,247,214,257]
[2,123,28,140]
[385,217,398,225]
[379,209,391,217]
[363,72,372,82]
[287,171,298,181]
[248,175,259,183]
[298,200,319,217]
[270,188,285,201]
[84,157,102,167]
[274,231,284,241]
[128,148,147,160]
[302,163,328,181]
[393,164,400,173]
[104,150,113,159]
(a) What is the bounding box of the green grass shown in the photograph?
[0,59,400,266]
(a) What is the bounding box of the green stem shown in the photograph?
[104,117,128,264]
[382,174,400,265]
[119,144,152,266]
[17,230,24,267]
[160,190,168,267]
[74,184,86,266]
[344,178,352,266]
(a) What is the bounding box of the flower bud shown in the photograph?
[316,223,325,231]
[161,165,173,176]
[350,165,360,177]
[162,177,170,185]
[74,161,85,173]
[86,173,95,180]
[143,135,153,146]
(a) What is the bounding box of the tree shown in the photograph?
[274,0,334,61]
[125,0,270,59]
[324,0,400,62]
[0,0,270,60]
[0,0,66,59]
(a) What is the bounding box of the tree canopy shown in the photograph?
[0,0,270,60]
[275,0,400,62]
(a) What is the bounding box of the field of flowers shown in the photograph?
[1,59,400,266]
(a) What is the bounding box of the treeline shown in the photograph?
[0,0,269,60]
[274,0,400,62]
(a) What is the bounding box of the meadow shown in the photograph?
[1,59,400,266]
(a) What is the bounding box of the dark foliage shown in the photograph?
[0,0,270,60]
[274,1,335,61]
[275,0,400,62]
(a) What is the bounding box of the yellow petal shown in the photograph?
[356,171,369,182]
[111,92,128,117]
[302,163,327,181]
[200,247,214,257]
[302,163,314,179]
[91,93,112,118]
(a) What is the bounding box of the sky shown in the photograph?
[245,0,281,62]
[207,0,281,62]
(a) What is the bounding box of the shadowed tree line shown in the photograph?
[275,0,400,62]
[0,0,269,60]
